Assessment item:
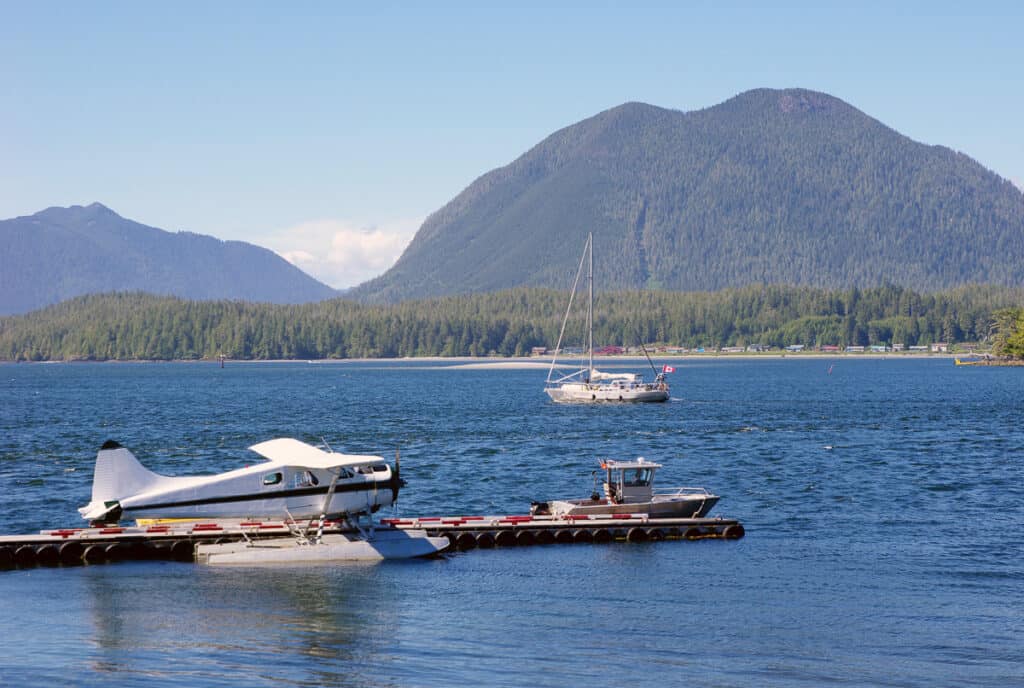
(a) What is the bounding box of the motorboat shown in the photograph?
[530,458,718,518]
[544,232,671,403]
[78,437,449,562]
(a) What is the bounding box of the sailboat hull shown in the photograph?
[545,382,669,403]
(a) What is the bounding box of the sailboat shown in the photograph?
[544,232,671,403]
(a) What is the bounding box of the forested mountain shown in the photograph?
[351,88,1024,303]
[0,203,338,315]
[1,285,1019,361]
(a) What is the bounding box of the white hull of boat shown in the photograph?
[545,383,669,403]
[195,529,449,565]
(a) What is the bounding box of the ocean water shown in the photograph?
[0,358,1021,687]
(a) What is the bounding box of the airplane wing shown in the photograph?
[248,438,383,470]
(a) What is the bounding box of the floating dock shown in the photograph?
[0,513,744,569]
[383,513,744,549]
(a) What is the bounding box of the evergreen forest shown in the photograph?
[1,285,1022,362]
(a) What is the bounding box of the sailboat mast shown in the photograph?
[588,232,594,380]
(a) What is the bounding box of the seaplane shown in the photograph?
[78,438,449,564]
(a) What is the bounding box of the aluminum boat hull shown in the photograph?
[541,495,719,518]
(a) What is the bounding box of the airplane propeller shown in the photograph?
[391,447,407,504]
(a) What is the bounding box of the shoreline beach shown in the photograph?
[2,352,979,367]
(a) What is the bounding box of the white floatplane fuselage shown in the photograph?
[78,438,401,524]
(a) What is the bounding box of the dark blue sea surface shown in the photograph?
[0,359,1021,686]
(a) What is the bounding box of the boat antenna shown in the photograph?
[547,232,591,384]
[321,437,334,453]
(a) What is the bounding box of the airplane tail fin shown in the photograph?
[79,440,165,521]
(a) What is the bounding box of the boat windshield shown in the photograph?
[620,468,653,487]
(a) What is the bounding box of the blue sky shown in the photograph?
[2,1,1021,287]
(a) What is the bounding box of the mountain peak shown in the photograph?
[32,202,122,224]
[775,89,839,114]
[84,201,115,214]
[712,87,853,118]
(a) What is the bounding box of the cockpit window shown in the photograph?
[293,470,319,487]
[262,472,283,486]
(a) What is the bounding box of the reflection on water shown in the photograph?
[80,562,399,686]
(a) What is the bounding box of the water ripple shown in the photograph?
[1,359,1022,687]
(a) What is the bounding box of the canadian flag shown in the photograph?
[662,365,676,373]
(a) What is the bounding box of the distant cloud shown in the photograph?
[261,217,422,289]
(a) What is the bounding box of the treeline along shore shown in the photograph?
[1,285,1023,362]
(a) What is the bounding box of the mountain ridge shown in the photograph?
[0,203,338,315]
[351,88,1024,303]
